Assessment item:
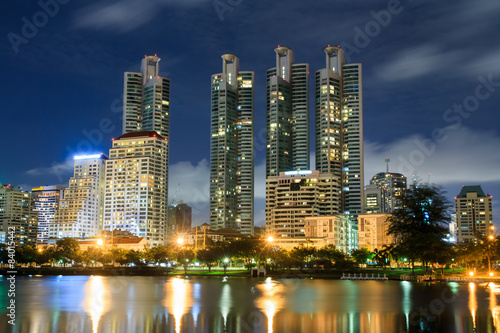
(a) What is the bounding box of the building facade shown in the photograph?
[52,154,107,239]
[103,131,168,246]
[265,170,340,238]
[364,184,384,214]
[0,184,38,245]
[210,54,254,234]
[31,185,65,244]
[369,172,407,213]
[304,215,358,254]
[357,213,393,252]
[168,202,192,237]
[266,46,309,177]
[315,46,364,222]
[456,185,493,243]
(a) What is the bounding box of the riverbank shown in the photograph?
[0,266,467,281]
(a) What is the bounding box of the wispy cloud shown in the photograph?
[25,159,74,181]
[73,0,211,32]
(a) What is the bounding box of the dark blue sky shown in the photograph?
[1,0,500,226]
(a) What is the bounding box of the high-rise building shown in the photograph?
[51,154,107,239]
[455,185,493,243]
[122,55,170,213]
[210,54,254,234]
[266,46,309,177]
[0,184,38,245]
[104,131,168,246]
[123,55,170,137]
[167,202,192,237]
[315,46,364,222]
[31,185,65,243]
[368,172,407,213]
[266,170,340,238]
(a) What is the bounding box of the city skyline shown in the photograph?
[1,1,499,227]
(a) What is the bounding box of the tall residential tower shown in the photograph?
[266,46,309,177]
[210,54,254,234]
[315,46,364,222]
[455,185,493,243]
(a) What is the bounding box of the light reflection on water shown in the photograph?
[2,276,500,332]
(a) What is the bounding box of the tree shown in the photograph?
[81,246,104,266]
[387,183,451,274]
[145,245,172,264]
[15,245,37,265]
[125,250,143,266]
[176,248,195,274]
[196,247,222,273]
[350,248,372,266]
[56,238,81,266]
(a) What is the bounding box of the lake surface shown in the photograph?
[1,275,500,332]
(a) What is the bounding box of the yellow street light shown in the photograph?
[267,236,274,243]
[490,235,494,240]
[490,272,494,277]
[177,238,184,245]
[469,271,474,277]
[97,239,103,246]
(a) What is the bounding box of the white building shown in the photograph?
[266,170,340,238]
[51,154,107,239]
[304,215,358,254]
[104,131,168,246]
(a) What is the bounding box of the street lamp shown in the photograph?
[97,239,104,246]
[177,238,184,245]
[267,236,274,243]
[223,257,229,275]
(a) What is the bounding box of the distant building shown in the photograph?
[181,224,247,246]
[367,172,407,213]
[364,184,384,214]
[0,184,38,245]
[266,170,340,238]
[456,185,493,243]
[104,131,168,246]
[168,202,192,235]
[210,54,254,234]
[31,185,65,244]
[448,212,457,243]
[51,154,107,239]
[304,215,358,254]
[357,213,393,252]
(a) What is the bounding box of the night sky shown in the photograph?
[1,0,499,227]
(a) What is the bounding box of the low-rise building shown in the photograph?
[357,213,393,252]
[304,215,358,254]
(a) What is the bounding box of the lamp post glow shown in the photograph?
[177,238,184,245]
[97,239,103,246]
[267,236,274,243]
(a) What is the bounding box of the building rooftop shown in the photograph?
[116,131,165,141]
[458,185,487,198]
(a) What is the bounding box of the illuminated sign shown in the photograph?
[284,170,313,176]
[74,154,101,160]
[31,186,43,191]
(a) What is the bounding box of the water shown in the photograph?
[1,275,500,332]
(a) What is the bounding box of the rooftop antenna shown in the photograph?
[385,158,390,173]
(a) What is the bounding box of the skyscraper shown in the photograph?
[122,55,170,208]
[104,131,168,246]
[31,185,65,243]
[266,46,309,177]
[315,45,364,221]
[455,185,493,243]
[210,54,254,234]
[52,154,106,239]
[123,55,170,137]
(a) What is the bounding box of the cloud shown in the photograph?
[364,126,500,186]
[73,0,211,32]
[25,159,74,182]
